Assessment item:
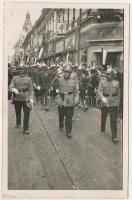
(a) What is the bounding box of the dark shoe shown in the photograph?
[59,125,64,130]
[112,138,119,144]
[24,130,30,134]
[100,131,105,136]
[83,107,89,112]
[45,107,49,111]
[67,132,72,138]
[15,124,21,128]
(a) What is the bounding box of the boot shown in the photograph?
[67,132,72,138]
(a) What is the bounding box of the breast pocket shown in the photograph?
[112,86,118,95]
[103,86,109,95]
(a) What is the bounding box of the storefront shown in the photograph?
[80,22,123,68]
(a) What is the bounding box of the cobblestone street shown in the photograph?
[8,101,123,190]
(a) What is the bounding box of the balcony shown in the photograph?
[66,20,78,32]
[90,9,123,22]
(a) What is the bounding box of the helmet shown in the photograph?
[18,63,25,69]
[49,64,53,68]
[106,68,113,75]
[72,63,78,68]
[64,66,72,73]
[42,62,47,68]
[60,61,64,67]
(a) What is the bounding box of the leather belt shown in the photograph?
[18,88,29,92]
[59,91,73,101]
[59,91,73,95]
[103,94,118,97]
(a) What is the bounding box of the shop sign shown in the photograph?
[65,34,75,51]
[56,40,64,53]
[80,22,123,47]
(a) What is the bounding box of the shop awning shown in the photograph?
[80,22,123,47]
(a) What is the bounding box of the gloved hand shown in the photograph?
[12,88,19,94]
[56,89,59,94]
[30,98,34,107]
[37,86,41,90]
[102,96,107,104]
[34,83,37,89]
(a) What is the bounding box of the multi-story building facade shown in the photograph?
[23,8,123,70]
[14,11,32,66]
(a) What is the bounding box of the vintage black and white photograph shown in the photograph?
[2,2,129,198]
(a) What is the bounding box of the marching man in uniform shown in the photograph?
[51,66,79,138]
[9,64,33,134]
[98,68,120,144]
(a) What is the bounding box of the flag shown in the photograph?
[65,53,69,64]
[39,48,43,59]
[102,48,107,65]
[27,56,29,63]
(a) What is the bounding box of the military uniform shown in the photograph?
[36,66,50,110]
[79,72,89,109]
[98,70,120,143]
[88,69,99,107]
[51,68,79,137]
[9,68,33,134]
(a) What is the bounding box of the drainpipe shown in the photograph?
[77,9,81,65]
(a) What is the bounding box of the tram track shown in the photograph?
[34,106,79,190]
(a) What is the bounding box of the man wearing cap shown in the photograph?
[88,67,99,107]
[79,68,89,111]
[51,66,79,138]
[48,64,57,103]
[9,64,33,134]
[98,68,120,144]
[36,63,50,111]
[70,64,79,83]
